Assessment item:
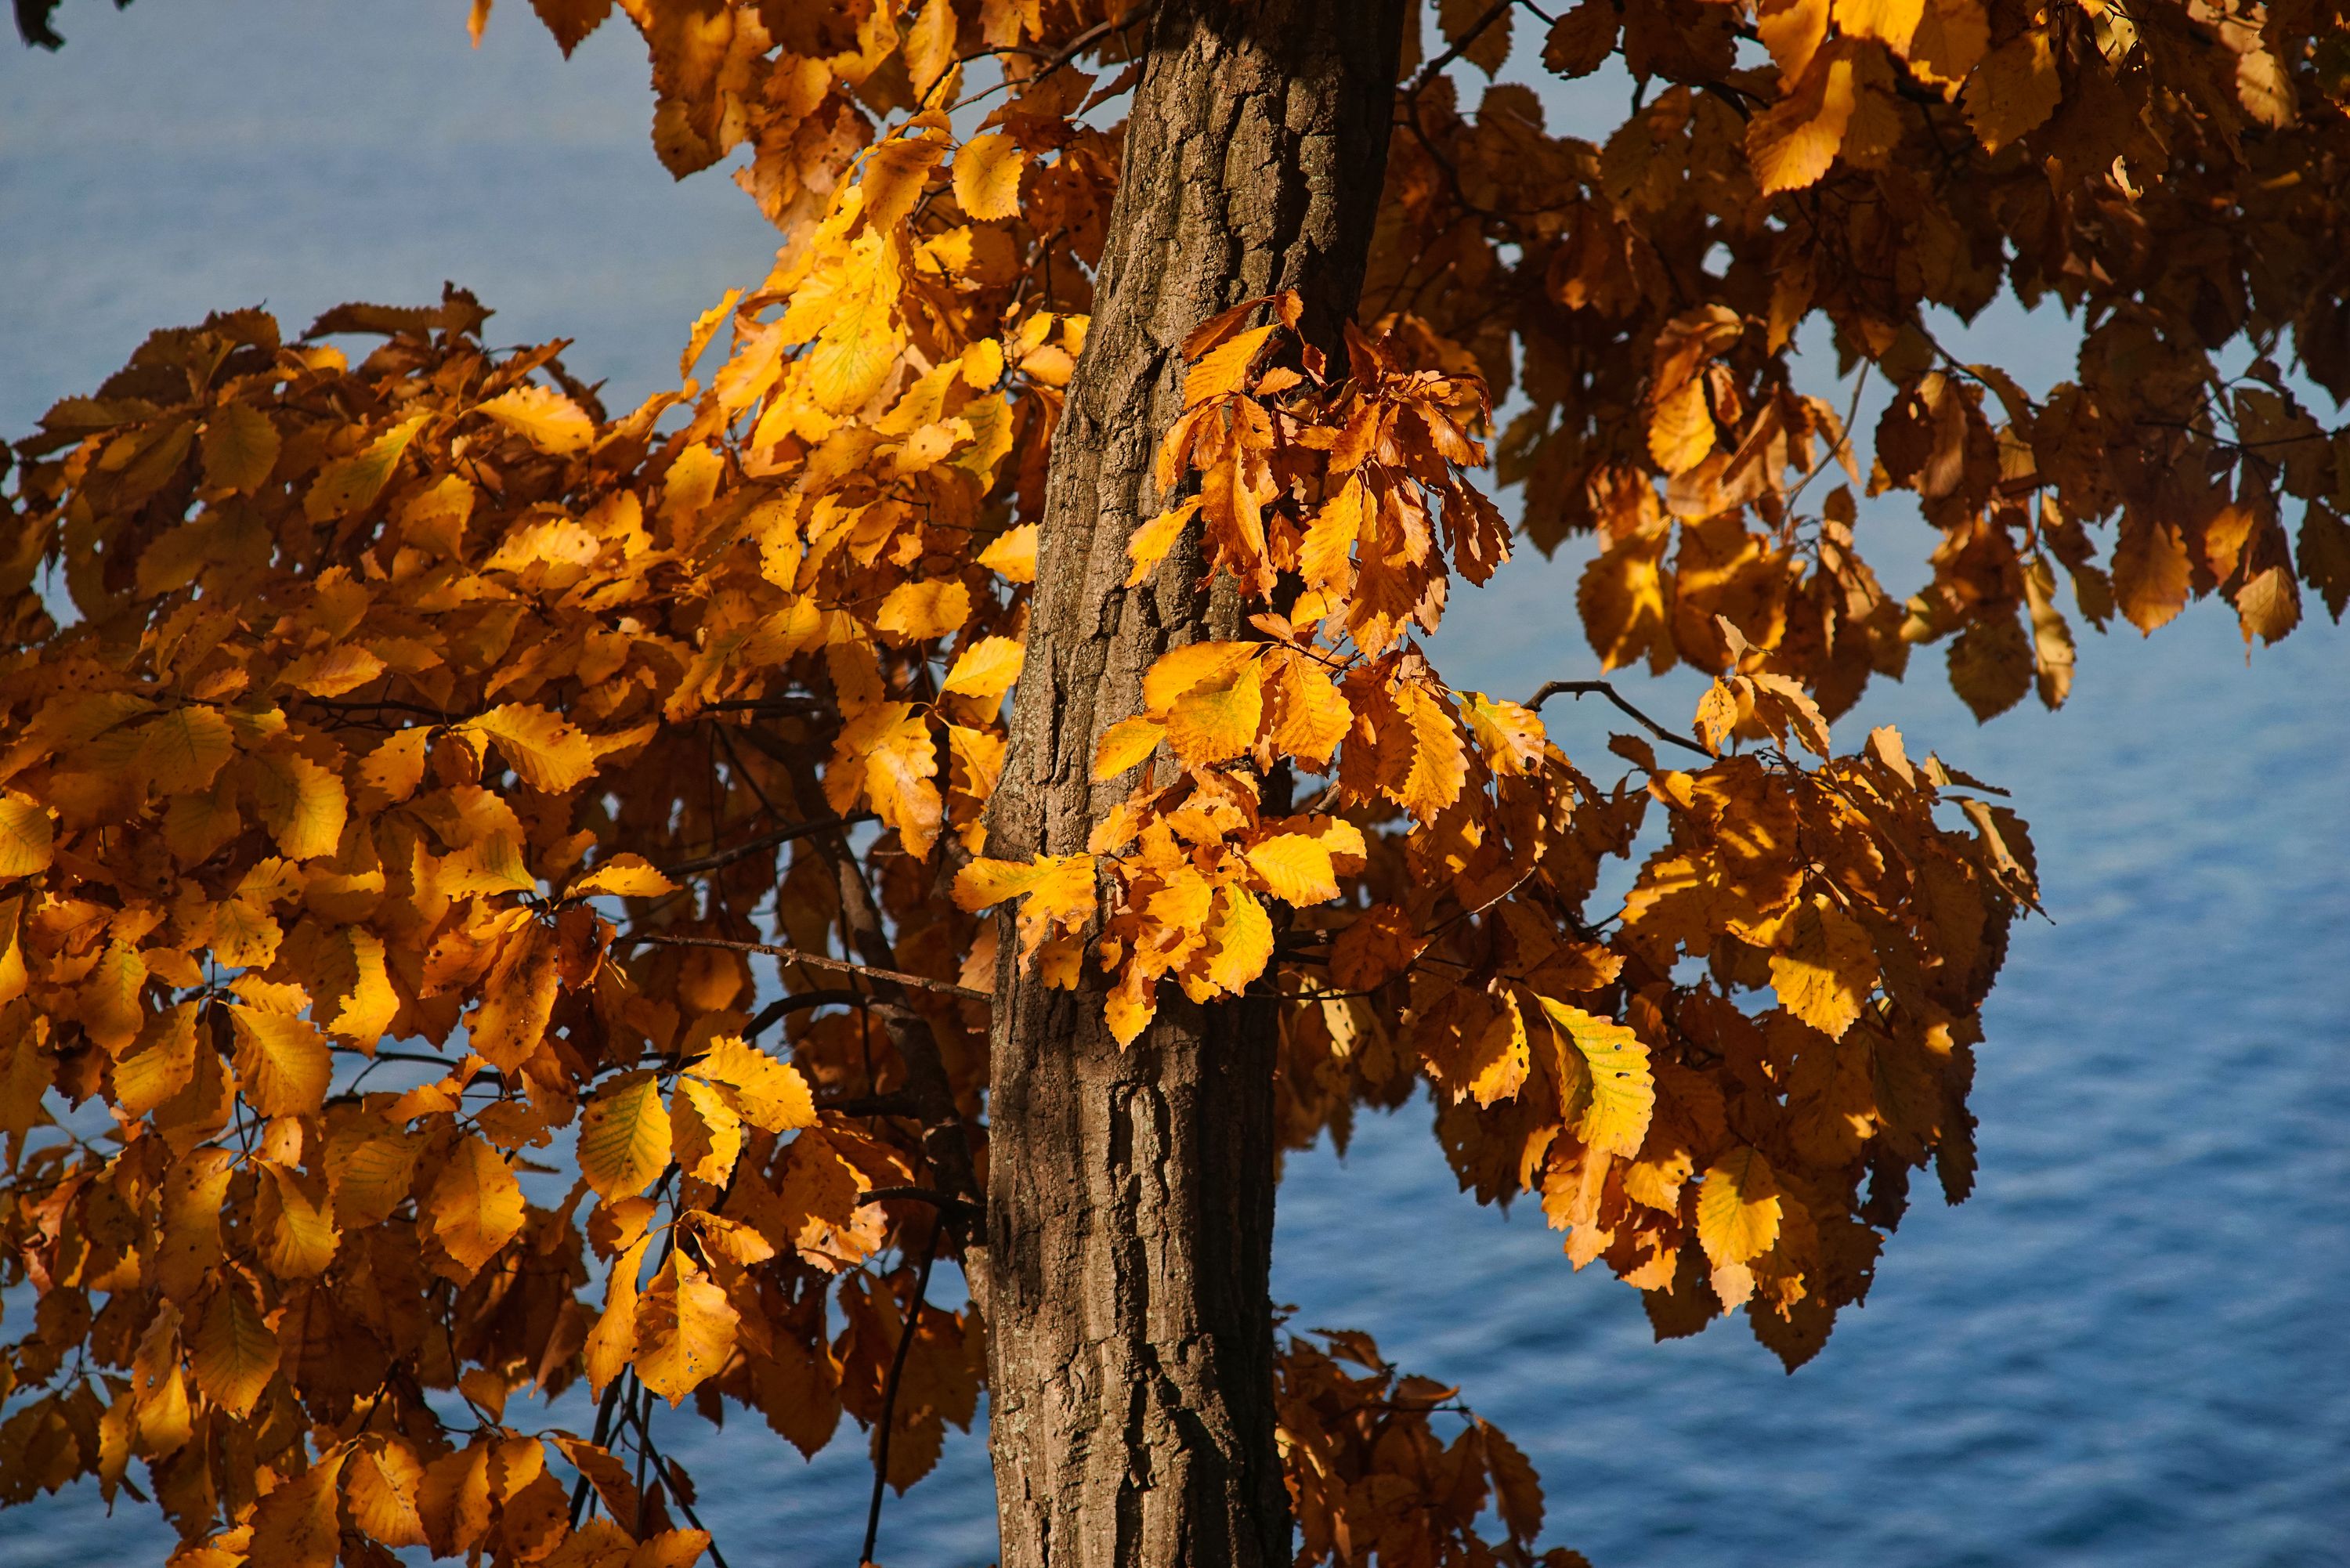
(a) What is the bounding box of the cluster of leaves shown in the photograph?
[2,0,2345,1563]
[1389,0,2350,724]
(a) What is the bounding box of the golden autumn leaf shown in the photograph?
[190,1274,280,1418]
[953,131,1028,222]
[247,749,348,861]
[1647,375,1716,475]
[941,635,1025,702]
[577,1071,673,1198]
[978,522,1038,581]
[475,383,595,454]
[1697,1146,1784,1266]
[230,1007,332,1118]
[1768,898,1877,1041]
[875,578,974,643]
[424,1135,526,1275]
[1245,834,1340,906]
[345,1439,430,1549]
[199,401,280,493]
[305,413,428,521]
[568,853,679,900]
[691,1034,816,1133]
[248,1448,348,1568]
[1166,657,1265,766]
[1748,52,1857,194]
[1539,998,1655,1158]
[0,793,55,878]
[1963,28,2061,154]
[462,703,597,792]
[1093,716,1167,781]
[634,1253,740,1405]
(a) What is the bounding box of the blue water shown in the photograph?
[5,6,2348,1564]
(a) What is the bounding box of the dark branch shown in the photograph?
[1525,678,1715,760]
[613,933,987,1000]
[861,1229,942,1568]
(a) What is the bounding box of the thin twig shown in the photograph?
[1525,679,1713,760]
[861,1228,942,1568]
[614,933,988,1000]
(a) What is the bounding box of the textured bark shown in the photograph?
[983,5,1408,1567]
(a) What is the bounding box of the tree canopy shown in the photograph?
[2,2,2345,1565]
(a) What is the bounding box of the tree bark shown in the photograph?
[983,5,1407,1567]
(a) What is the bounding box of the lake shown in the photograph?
[3,5,2345,1564]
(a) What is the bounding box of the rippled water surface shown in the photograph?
[5,6,2348,1563]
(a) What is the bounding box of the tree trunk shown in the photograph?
[982,5,1407,1567]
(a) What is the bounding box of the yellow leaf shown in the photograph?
[783,231,905,414]
[345,1440,429,1549]
[1697,1145,1783,1266]
[1747,52,1856,194]
[78,939,146,1056]
[444,832,540,899]
[1832,0,1921,52]
[0,793,56,878]
[634,1253,739,1405]
[828,701,943,858]
[1246,833,1339,906]
[875,579,974,644]
[200,402,280,493]
[425,1135,526,1275]
[190,1274,279,1418]
[1770,899,1877,1039]
[1264,652,1352,770]
[1962,27,2059,154]
[1091,716,1166,782]
[577,1071,672,1199]
[585,1237,648,1400]
[672,1077,744,1187]
[569,854,679,901]
[1464,991,1531,1107]
[1202,887,1274,995]
[476,383,595,454]
[1165,658,1264,767]
[953,131,1028,222]
[941,635,1025,703]
[1578,526,1675,674]
[1461,692,1548,776]
[2111,513,2193,635]
[1184,323,1277,406]
[678,287,742,380]
[249,1449,347,1568]
[116,1003,199,1116]
[138,706,237,793]
[954,851,1096,958]
[358,728,432,806]
[1300,475,1368,593]
[258,1162,340,1277]
[690,1035,815,1133]
[462,703,597,793]
[230,1007,331,1117]
[1125,498,1201,587]
[247,750,348,861]
[1394,684,1468,820]
[327,929,400,1045]
[305,414,428,521]
[978,523,1038,582]
[904,0,957,97]
[1647,375,1716,475]
[469,919,562,1068]
[1538,998,1654,1157]
[280,642,387,698]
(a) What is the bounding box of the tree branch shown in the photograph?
[1525,678,1714,760]
[613,933,988,1000]
[861,1227,942,1568]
